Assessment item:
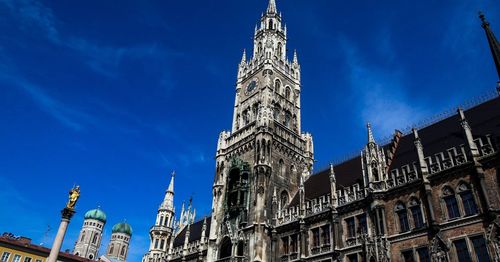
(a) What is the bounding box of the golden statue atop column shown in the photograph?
[47,185,80,262]
[66,185,80,210]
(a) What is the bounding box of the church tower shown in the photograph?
[208,0,314,261]
[142,172,176,262]
[73,208,106,260]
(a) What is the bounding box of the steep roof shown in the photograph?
[172,217,211,248]
[289,95,500,207]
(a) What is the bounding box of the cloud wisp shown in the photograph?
[0,0,181,78]
[337,35,430,138]
[0,72,95,131]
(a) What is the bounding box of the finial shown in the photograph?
[171,170,176,177]
[293,49,298,64]
[479,11,488,26]
[329,163,336,179]
[267,0,277,14]
[412,128,419,139]
[241,49,247,64]
[457,107,466,120]
[367,123,375,144]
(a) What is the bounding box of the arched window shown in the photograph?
[159,216,164,226]
[274,79,281,93]
[277,42,283,57]
[280,191,289,208]
[408,197,424,229]
[220,237,232,258]
[395,202,409,232]
[443,186,460,219]
[457,182,478,216]
[258,42,263,53]
[80,231,85,242]
[92,234,98,244]
[109,244,114,255]
[268,19,274,30]
[285,86,291,100]
[284,111,291,127]
[371,162,379,181]
[273,104,281,120]
[278,159,284,176]
[120,246,126,256]
[237,241,244,256]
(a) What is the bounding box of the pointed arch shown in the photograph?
[220,237,232,258]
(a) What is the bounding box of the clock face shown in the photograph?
[246,80,258,94]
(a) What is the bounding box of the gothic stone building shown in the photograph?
[143,2,500,262]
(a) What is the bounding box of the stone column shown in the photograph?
[47,208,75,262]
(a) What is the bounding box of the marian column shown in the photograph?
[47,185,80,262]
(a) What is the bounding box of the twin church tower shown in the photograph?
[143,0,313,261]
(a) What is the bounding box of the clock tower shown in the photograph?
[207,0,314,261]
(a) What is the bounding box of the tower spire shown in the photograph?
[367,123,376,144]
[479,11,500,80]
[167,171,175,193]
[241,49,247,64]
[267,0,277,14]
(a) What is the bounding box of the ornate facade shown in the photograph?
[142,2,500,262]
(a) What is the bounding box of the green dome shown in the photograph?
[112,222,132,236]
[84,208,107,223]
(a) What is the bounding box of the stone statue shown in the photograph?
[66,185,80,210]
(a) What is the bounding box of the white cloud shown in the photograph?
[338,35,430,139]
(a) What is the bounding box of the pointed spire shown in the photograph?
[267,0,277,14]
[479,11,500,80]
[293,49,298,64]
[241,49,247,64]
[367,123,376,144]
[167,171,175,193]
[329,163,336,181]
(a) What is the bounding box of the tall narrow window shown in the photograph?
[81,231,86,242]
[443,187,460,219]
[281,237,289,255]
[285,86,291,100]
[159,216,164,226]
[357,214,367,234]
[458,183,478,216]
[454,239,472,262]
[409,198,424,229]
[321,224,331,245]
[417,247,430,262]
[92,234,98,244]
[275,79,281,93]
[120,246,126,256]
[160,239,165,250]
[109,244,114,255]
[154,238,159,249]
[277,42,283,57]
[311,228,320,247]
[395,202,410,232]
[280,191,289,208]
[445,195,460,218]
[278,159,284,177]
[471,236,491,262]
[346,217,356,238]
[290,234,298,253]
[371,162,379,181]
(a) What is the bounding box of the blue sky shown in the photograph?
[0,0,498,261]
